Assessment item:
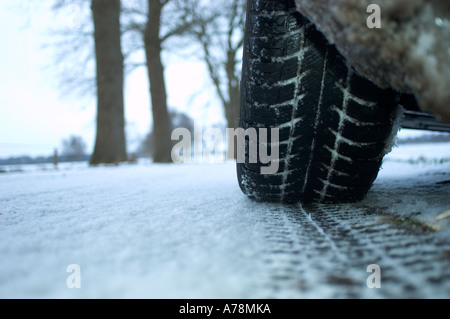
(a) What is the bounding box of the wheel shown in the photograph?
[237,0,401,204]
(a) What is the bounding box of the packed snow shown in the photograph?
[1,140,449,298]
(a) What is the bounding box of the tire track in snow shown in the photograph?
[254,203,450,298]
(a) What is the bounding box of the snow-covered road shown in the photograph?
[1,143,450,298]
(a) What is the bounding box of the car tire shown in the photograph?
[237,0,401,204]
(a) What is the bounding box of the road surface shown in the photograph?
[1,142,450,298]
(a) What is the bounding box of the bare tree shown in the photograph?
[51,0,237,163]
[50,0,127,164]
[142,0,171,163]
[61,135,87,161]
[87,0,198,163]
[177,0,246,158]
[90,0,128,164]
[50,0,96,99]
[139,0,200,163]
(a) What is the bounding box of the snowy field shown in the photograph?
[1,141,450,298]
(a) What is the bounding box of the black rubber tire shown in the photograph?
[237,0,401,204]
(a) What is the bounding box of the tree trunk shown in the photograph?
[225,101,240,160]
[90,0,127,164]
[144,0,172,163]
[225,50,240,160]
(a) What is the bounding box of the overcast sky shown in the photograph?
[0,0,224,159]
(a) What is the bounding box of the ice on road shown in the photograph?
[1,143,450,298]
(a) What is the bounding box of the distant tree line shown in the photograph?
[0,135,89,165]
[398,133,450,144]
[0,154,91,166]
